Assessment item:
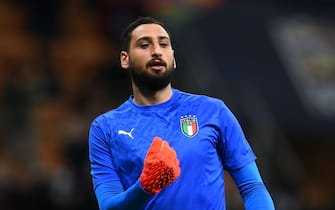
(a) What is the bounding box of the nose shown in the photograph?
[152,43,162,57]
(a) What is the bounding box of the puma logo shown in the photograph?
[118,128,134,139]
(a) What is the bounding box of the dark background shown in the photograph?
[0,0,334,209]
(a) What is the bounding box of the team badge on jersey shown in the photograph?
[180,115,199,138]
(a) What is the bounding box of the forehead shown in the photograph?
[131,23,170,41]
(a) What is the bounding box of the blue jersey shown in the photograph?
[89,88,256,210]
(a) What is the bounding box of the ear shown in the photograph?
[173,50,176,69]
[120,51,129,69]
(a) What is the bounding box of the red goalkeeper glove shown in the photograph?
[140,137,181,194]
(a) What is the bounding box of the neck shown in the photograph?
[132,83,173,106]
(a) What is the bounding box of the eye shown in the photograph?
[160,42,169,48]
[140,43,149,49]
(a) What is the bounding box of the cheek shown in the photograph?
[130,51,150,65]
[164,50,175,63]
[129,57,146,70]
[167,55,175,67]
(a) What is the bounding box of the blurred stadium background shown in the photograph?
[0,0,334,209]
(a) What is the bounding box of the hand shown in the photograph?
[140,137,181,194]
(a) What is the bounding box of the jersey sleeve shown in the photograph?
[89,118,120,189]
[217,102,256,171]
[89,118,153,210]
[230,161,275,210]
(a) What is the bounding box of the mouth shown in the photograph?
[147,59,167,71]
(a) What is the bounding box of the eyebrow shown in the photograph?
[135,36,170,43]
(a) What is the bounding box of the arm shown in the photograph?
[95,179,153,210]
[90,121,180,210]
[89,122,153,210]
[230,161,275,210]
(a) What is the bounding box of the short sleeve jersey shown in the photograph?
[89,88,256,210]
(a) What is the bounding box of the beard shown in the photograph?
[129,60,174,92]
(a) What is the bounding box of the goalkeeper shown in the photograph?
[89,16,275,210]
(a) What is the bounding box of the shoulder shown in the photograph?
[175,89,239,124]
[90,99,132,127]
[176,89,226,108]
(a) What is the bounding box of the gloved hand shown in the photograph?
[140,137,181,194]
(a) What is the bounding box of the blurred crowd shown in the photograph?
[0,0,139,209]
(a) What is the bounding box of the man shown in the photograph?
[89,16,275,210]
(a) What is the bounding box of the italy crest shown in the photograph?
[180,115,199,138]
